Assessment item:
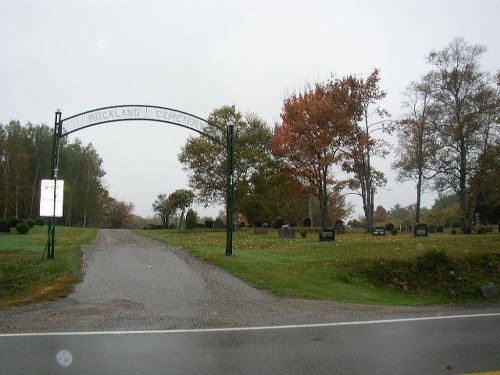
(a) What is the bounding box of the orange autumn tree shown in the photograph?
[271,82,358,229]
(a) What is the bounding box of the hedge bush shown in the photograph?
[15,222,30,234]
[35,217,46,226]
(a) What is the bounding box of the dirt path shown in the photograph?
[0,230,496,333]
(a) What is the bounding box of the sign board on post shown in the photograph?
[40,179,64,217]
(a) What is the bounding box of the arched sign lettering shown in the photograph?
[45,105,235,259]
[61,105,226,146]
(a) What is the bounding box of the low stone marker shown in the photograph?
[279,225,295,238]
[372,227,385,236]
[385,223,395,231]
[413,223,428,237]
[254,227,268,235]
[335,223,345,234]
[0,221,11,233]
[319,229,335,242]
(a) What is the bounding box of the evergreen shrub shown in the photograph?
[15,222,30,234]
[35,217,46,226]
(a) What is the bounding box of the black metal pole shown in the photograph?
[225,123,235,256]
[47,110,62,259]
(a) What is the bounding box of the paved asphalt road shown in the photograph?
[1,229,499,374]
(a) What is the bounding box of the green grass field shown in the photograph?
[1,226,498,308]
[0,226,97,307]
[141,228,500,305]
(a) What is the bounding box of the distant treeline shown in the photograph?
[0,120,108,227]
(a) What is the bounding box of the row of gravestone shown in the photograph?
[372,224,445,236]
[255,225,336,242]
[278,227,336,242]
[255,217,328,229]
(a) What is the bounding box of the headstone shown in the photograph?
[427,225,437,233]
[254,227,268,235]
[303,217,312,227]
[0,221,11,233]
[279,225,295,238]
[319,229,335,241]
[436,225,444,233]
[335,223,346,234]
[413,223,428,237]
[372,227,385,236]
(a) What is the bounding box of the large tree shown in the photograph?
[393,78,437,223]
[425,37,499,232]
[271,82,357,229]
[0,121,30,218]
[152,193,175,229]
[470,70,500,224]
[59,139,106,227]
[102,196,134,229]
[341,69,391,232]
[24,123,53,219]
[168,189,195,228]
[179,105,276,224]
[469,141,500,224]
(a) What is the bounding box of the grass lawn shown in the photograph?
[141,228,500,305]
[0,225,97,308]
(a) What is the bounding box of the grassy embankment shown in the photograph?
[142,228,500,305]
[1,226,498,307]
[0,226,97,308]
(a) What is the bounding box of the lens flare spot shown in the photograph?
[56,350,73,367]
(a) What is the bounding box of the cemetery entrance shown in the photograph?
[46,105,235,258]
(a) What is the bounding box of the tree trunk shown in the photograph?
[319,169,329,230]
[415,170,422,224]
[29,161,40,219]
[459,138,471,233]
[362,183,374,232]
[2,156,9,218]
[83,164,90,228]
[15,162,19,218]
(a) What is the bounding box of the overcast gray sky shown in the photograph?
[1,0,499,220]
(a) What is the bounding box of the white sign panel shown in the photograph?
[40,179,64,217]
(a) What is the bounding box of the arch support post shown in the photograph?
[45,110,62,260]
[225,122,235,256]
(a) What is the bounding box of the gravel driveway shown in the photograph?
[0,230,494,333]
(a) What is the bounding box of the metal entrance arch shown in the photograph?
[46,105,235,259]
